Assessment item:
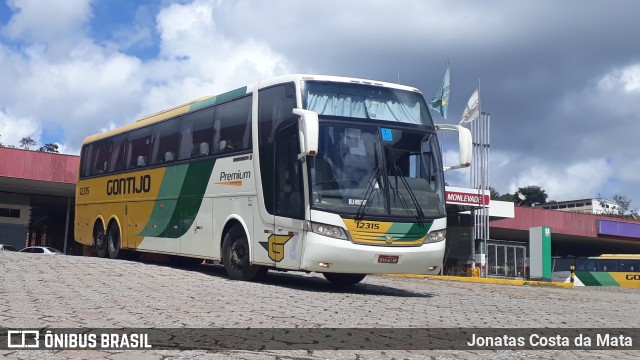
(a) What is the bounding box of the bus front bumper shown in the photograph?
[300,232,445,275]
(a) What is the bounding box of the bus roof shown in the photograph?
[597,254,640,259]
[81,74,424,145]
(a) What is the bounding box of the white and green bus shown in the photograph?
[75,74,471,285]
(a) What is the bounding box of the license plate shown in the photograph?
[378,255,399,264]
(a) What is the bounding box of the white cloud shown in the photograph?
[131,0,289,117]
[0,109,41,146]
[598,64,640,93]
[506,158,611,202]
[0,0,290,151]
[3,0,92,55]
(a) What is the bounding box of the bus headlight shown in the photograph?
[310,222,349,240]
[425,229,446,244]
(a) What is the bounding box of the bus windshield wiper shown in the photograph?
[392,165,426,223]
[355,165,382,220]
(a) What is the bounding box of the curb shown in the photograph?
[384,274,574,288]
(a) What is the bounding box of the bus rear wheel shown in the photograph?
[107,223,121,259]
[222,224,265,281]
[94,225,107,258]
[323,273,366,286]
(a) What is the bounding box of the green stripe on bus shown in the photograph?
[138,164,190,237]
[157,159,216,238]
[377,222,431,241]
[576,271,619,286]
[189,86,248,112]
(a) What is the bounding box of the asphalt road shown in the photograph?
[1,251,639,359]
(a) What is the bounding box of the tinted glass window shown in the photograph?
[90,140,111,175]
[0,208,20,218]
[80,145,92,178]
[619,260,639,271]
[108,134,127,172]
[552,258,574,271]
[214,95,252,153]
[275,125,304,219]
[151,119,181,164]
[178,107,215,160]
[597,259,618,272]
[125,127,152,168]
[258,84,297,214]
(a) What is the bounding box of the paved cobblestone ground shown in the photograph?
[1,252,639,359]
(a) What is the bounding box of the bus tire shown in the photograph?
[107,222,121,259]
[323,273,366,286]
[222,224,264,281]
[94,224,108,258]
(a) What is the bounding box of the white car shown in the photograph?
[19,246,62,254]
[0,244,18,251]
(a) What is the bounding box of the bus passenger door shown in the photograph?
[271,124,305,270]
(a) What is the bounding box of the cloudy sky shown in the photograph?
[1,0,639,205]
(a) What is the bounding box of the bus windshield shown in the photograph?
[304,81,433,126]
[309,123,445,219]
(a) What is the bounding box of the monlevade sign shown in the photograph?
[1,328,638,350]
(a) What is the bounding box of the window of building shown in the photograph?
[0,208,20,218]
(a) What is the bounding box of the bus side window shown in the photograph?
[126,127,152,168]
[178,124,193,160]
[215,95,252,154]
[109,135,127,172]
[150,119,180,164]
[90,140,111,176]
[80,145,92,178]
[179,107,214,160]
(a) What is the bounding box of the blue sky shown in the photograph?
[1,0,640,207]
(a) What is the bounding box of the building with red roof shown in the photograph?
[0,147,79,253]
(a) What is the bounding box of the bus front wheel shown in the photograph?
[107,223,121,259]
[323,273,366,286]
[222,224,265,281]
[94,225,107,258]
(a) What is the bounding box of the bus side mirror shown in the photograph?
[293,108,319,158]
[435,124,472,171]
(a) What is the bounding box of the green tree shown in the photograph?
[497,193,517,202]
[515,185,548,207]
[489,186,500,200]
[19,136,36,150]
[38,143,59,153]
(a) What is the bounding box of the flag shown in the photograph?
[459,89,480,124]
[429,63,450,120]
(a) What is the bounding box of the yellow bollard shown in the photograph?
[570,265,575,284]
